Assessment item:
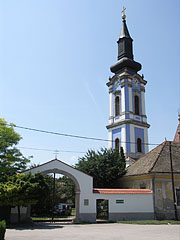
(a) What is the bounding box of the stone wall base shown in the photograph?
[75,212,154,223]
[109,212,154,221]
[74,213,96,223]
[155,209,180,220]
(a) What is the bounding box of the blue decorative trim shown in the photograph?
[135,116,140,120]
[134,127,145,153]
[112,128,121,149]
[125,84,129,112]
[132,83,143,117]
[139,91,142,116]
[125,113,130,119]
[126,124,131,153]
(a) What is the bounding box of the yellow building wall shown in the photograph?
[120,174,180,220]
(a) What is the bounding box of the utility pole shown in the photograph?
[52,172,56,222]
[169,141,178,220]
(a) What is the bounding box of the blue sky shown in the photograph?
[0,0,179,166]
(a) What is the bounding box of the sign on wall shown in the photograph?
[116,200,124,204]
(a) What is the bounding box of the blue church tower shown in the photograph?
[106,9,150,161]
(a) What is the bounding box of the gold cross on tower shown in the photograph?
[122,6,126,19]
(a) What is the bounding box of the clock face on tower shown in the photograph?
[133,78,139,86]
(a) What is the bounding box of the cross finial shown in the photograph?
[54,150,59,159]
[177,109,180,122]
[122,6,126,19]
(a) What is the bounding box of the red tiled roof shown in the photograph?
[124,141,180,176]
[93,188,152,194]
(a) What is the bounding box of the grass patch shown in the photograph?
[32,216,72,221]
[0,220,6,240]
[118,220,180,225]
[71,208,75,216]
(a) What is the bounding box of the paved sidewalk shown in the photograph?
[6,222,180,240]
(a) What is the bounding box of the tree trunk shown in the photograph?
[17,206,21,223]
[0,206,11,223]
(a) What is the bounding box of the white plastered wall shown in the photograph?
[121,86,125,113]
[94,193,154,213]
[24,159,94,214]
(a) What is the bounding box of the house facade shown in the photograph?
[119,140,180,220]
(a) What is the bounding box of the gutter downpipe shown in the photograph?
[152,176,156,219]
[169,141,178,220]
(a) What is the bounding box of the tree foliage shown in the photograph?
[0,173,50,207]
[0,118,31,182]
[0,172,51,222]
[75,147,126,188]
[31,175,76,216]
[56,176,75,204]
[31,174,55,216]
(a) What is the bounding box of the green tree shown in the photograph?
[31,175,76,217]
[31,174,55,217]
[56,176,75,205]
[76,147,126,188]
[0,118,31,182]
[0,172,51,222]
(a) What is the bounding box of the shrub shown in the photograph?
[0,220,6,240]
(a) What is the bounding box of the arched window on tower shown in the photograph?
[115,96,120,116]
[137,138,142,153]
[134,95,140,115]
[115,138,120,152]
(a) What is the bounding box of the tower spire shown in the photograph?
[120,7,131,39]
[110,7,141,74]
[119,17,131,39]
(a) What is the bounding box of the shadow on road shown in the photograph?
[7,222,68,230]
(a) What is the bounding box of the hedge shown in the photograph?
[0,220,6,240]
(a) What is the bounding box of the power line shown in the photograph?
[1,122,110,142]
[18,146,86,154]
[15,142,180,154]
[0,121,160,146]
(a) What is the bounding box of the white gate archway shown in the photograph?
[24,159,154,222]
[24,159,95,222]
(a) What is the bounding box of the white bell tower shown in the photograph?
[106,9,150,161]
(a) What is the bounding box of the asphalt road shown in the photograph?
[6,222,180,240]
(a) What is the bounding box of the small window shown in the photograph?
[134,95,140,115]
[115,96,120,116]
[137,138,142,153]
[84,199,89,206]
[176,189,180,206]
[115,138,120,152]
